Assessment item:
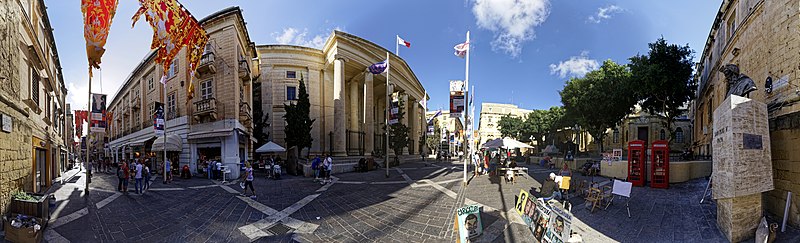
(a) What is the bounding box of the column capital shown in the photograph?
[333,55,349,63]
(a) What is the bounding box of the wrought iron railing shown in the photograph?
[194,98,217,114]
[346,130,365,156]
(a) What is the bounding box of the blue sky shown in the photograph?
[47,0,720,127]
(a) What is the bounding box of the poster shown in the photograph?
[455,205,483,242]
[153,102,164,135]
[515,190,573,243]
[612,149,623,161]
[544,204,572,243]
[427,125,434,136]
[90,93,106,132]
[389,92,399,125]
[450,80,465,117]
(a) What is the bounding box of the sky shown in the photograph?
[46,0,721,130]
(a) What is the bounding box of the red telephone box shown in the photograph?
[627,140,646,187]
[650,140,670,189]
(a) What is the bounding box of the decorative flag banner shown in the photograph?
[368,60,388,74]
[427,125,435,136]
[132,0,209,102]
[105,111,113,131]
[450,80,465,118]
[91,93,107,119]
[75,110,88,136]
[153,102,164,135]
[81,0,119,76]
[397,36,411,48]
[454,41,469,58]
[389,92,400,125]
[427,110,442,124]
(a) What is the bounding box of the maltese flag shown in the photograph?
[397,36,411,48]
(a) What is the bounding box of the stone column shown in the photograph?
[409,98,418,155]
[349,79,360,139]
[401,94,409,155]
[364,74,374,156]
[332,58,347,156]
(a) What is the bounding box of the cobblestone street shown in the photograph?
[9,159,799,243]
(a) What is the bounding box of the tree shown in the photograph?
[253,101,270,152]
[424,119,441,156]
[524,106,566,150]
[283,74,315,175]
[629,37,696,143]
[560,60,638,154]
[388,96,410,165]
[497,114,524,140]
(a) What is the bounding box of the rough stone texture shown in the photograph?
[716,194,762,243]
[0,0,34,217]
[712,95,774,199]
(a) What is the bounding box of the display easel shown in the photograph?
[605,179,633,218]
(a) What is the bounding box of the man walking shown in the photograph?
[134,161,143,194]
[143,165,151,191]
[164,157,172,184]
[311,155,321,181]
[322,154,333,184]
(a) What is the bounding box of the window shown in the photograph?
[676,128,684,143]
[286,71,296,79]
[167,92,176,119]
[286,86,297,100]
[659,129,666,140]
[613,129,619,143]
[200,79,213,100]
[728,11,736,41]
[31,69,40,106]
[148,76,154,91]
[167,59,179,78]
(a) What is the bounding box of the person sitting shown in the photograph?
[355,158,367,172]
[537,173,561,201]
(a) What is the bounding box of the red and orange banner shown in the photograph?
[133,0,208,102]
[81,0,119,75]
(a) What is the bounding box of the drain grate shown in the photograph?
[266,223,294,235]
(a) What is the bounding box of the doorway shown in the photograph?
[637,127,649,145]
[34,148,46,192]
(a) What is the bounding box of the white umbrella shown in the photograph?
[481,138,533,149]
[256,141,286,153]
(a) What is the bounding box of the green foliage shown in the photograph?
[560,60,638,153]
[389,97,410,163]
[283,74,315,155]
[629,37,696,142]
[12,190,37,201]
[497,114,525,140]
[497,106,567,149]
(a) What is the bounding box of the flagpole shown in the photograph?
[163,76,167,183]
[385,52,390,178]
[395,35,399,56]
[463,31,470,184]
[85,68,93,194]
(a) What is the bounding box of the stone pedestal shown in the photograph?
[712,95,774,242]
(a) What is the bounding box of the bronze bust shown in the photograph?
[720,64,757,97]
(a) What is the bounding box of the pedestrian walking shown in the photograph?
[311,155,321,181]
[164,158,173,184]
[143,165,151,191]
[240,162,256,199]
[116,162,125,191]
[121,162,130,193]
[134,161,143,194]
[322,154,333,184]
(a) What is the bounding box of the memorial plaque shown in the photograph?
[742,133,762,149]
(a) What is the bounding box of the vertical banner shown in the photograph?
[449,80,465,118]
[154,102,164,135]
[90,93,107,132]
[427,125,435,136]
[389,92,399,125]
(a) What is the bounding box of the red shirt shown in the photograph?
[122,164,130,179]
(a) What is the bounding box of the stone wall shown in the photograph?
[0,0,34,216]
[767,111,800,227]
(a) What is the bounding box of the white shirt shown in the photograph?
[324,157,333,170]
[135,164,143,179]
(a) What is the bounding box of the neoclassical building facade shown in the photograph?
[257,31,428,157]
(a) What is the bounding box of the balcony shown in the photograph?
[238,60,250,81]
[239,102,252,125]
[196,52,216,78]
[193,98,217,122]
[131,97,141,110]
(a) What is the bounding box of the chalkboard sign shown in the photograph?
[743,133,763,150]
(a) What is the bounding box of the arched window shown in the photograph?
[659,129,666,140]
[613,129,619,143]
[675,128,684,143]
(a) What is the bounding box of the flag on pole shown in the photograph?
[81,0,119,76]
[454,41,469,58]
[397,36,411,48]
[427,110,442,124]
[368,60,388,74]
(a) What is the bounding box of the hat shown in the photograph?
[549,173,556,179]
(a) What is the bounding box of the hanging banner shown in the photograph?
[389,92,399,125]
[427,125,435,136]
[81,0,119,74]
[153,102,164,135]
[90,94,107,132]
[454,204,483,242]
[450,80,465,118]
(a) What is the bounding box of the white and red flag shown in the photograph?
[454,42,470,58]
[397,36,411,48]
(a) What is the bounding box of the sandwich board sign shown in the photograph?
[454,204,483,242]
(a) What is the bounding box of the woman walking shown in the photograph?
[241,162,256,199]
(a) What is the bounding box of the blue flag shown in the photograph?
[368,60,388,74]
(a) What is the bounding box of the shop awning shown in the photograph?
[256,141,286,153]
[129,136,156,147]
[187,129,232,140]
[151,134,182,152]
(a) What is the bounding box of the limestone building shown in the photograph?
[477,103,532,145]
[256,31,428,157]
[692,0,800,227]
[0,0,69,215]
[604,105,692,153]
[106,7,257,178]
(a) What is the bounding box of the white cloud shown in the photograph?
[588,5,623,23]
[472,0,550,57]
[549,51,599,78]
[272,27,341,49]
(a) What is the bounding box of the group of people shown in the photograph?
[538,163,573,201]
[311,154,333,184]
[114,157,175,194]
[200,159,224,180]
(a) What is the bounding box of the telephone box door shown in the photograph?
[651,140,670,189]
[627,140,646,187]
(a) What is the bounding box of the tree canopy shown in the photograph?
[284,75,315,156]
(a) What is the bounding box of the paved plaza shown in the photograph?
[7,160,799,243]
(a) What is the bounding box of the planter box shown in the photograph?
[3,214,43,243]
[8,194,49,224]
